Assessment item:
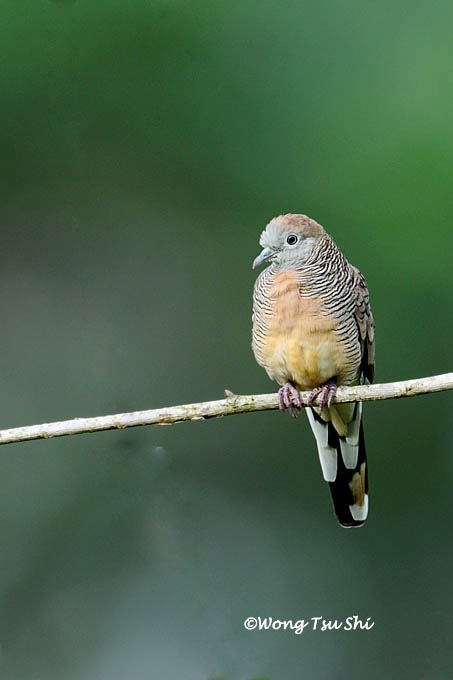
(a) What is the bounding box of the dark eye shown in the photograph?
[286,234,298,246]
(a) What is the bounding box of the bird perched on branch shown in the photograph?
[251,214,375,527]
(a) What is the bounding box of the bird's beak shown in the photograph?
[252,247,274,269]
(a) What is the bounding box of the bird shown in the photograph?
[251,214,375,527]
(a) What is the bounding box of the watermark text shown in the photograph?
[243,615,374,634]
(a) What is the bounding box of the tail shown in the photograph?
[306,403,369,528]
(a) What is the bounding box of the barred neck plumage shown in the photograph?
[292,234,353,300]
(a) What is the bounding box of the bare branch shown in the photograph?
[0,373,451,447]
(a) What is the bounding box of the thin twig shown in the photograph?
[0,373,451,447]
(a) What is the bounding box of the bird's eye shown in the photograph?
[286,234,298,246]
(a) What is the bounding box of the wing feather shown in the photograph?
[351,266,375,383]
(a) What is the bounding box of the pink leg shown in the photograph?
[306,379,337,410]
[277,381,302,418]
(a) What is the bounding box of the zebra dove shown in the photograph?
[252,214,375,527]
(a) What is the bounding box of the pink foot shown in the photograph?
[306,379,337,410]
[277,382,302,418]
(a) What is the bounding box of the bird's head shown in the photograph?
[252,213,326,269]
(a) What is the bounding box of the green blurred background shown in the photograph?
[0,1,452,678]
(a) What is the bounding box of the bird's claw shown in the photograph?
[277,382,302,418]
[306,380,337,410]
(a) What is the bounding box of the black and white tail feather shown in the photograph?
[306,402,369,528]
